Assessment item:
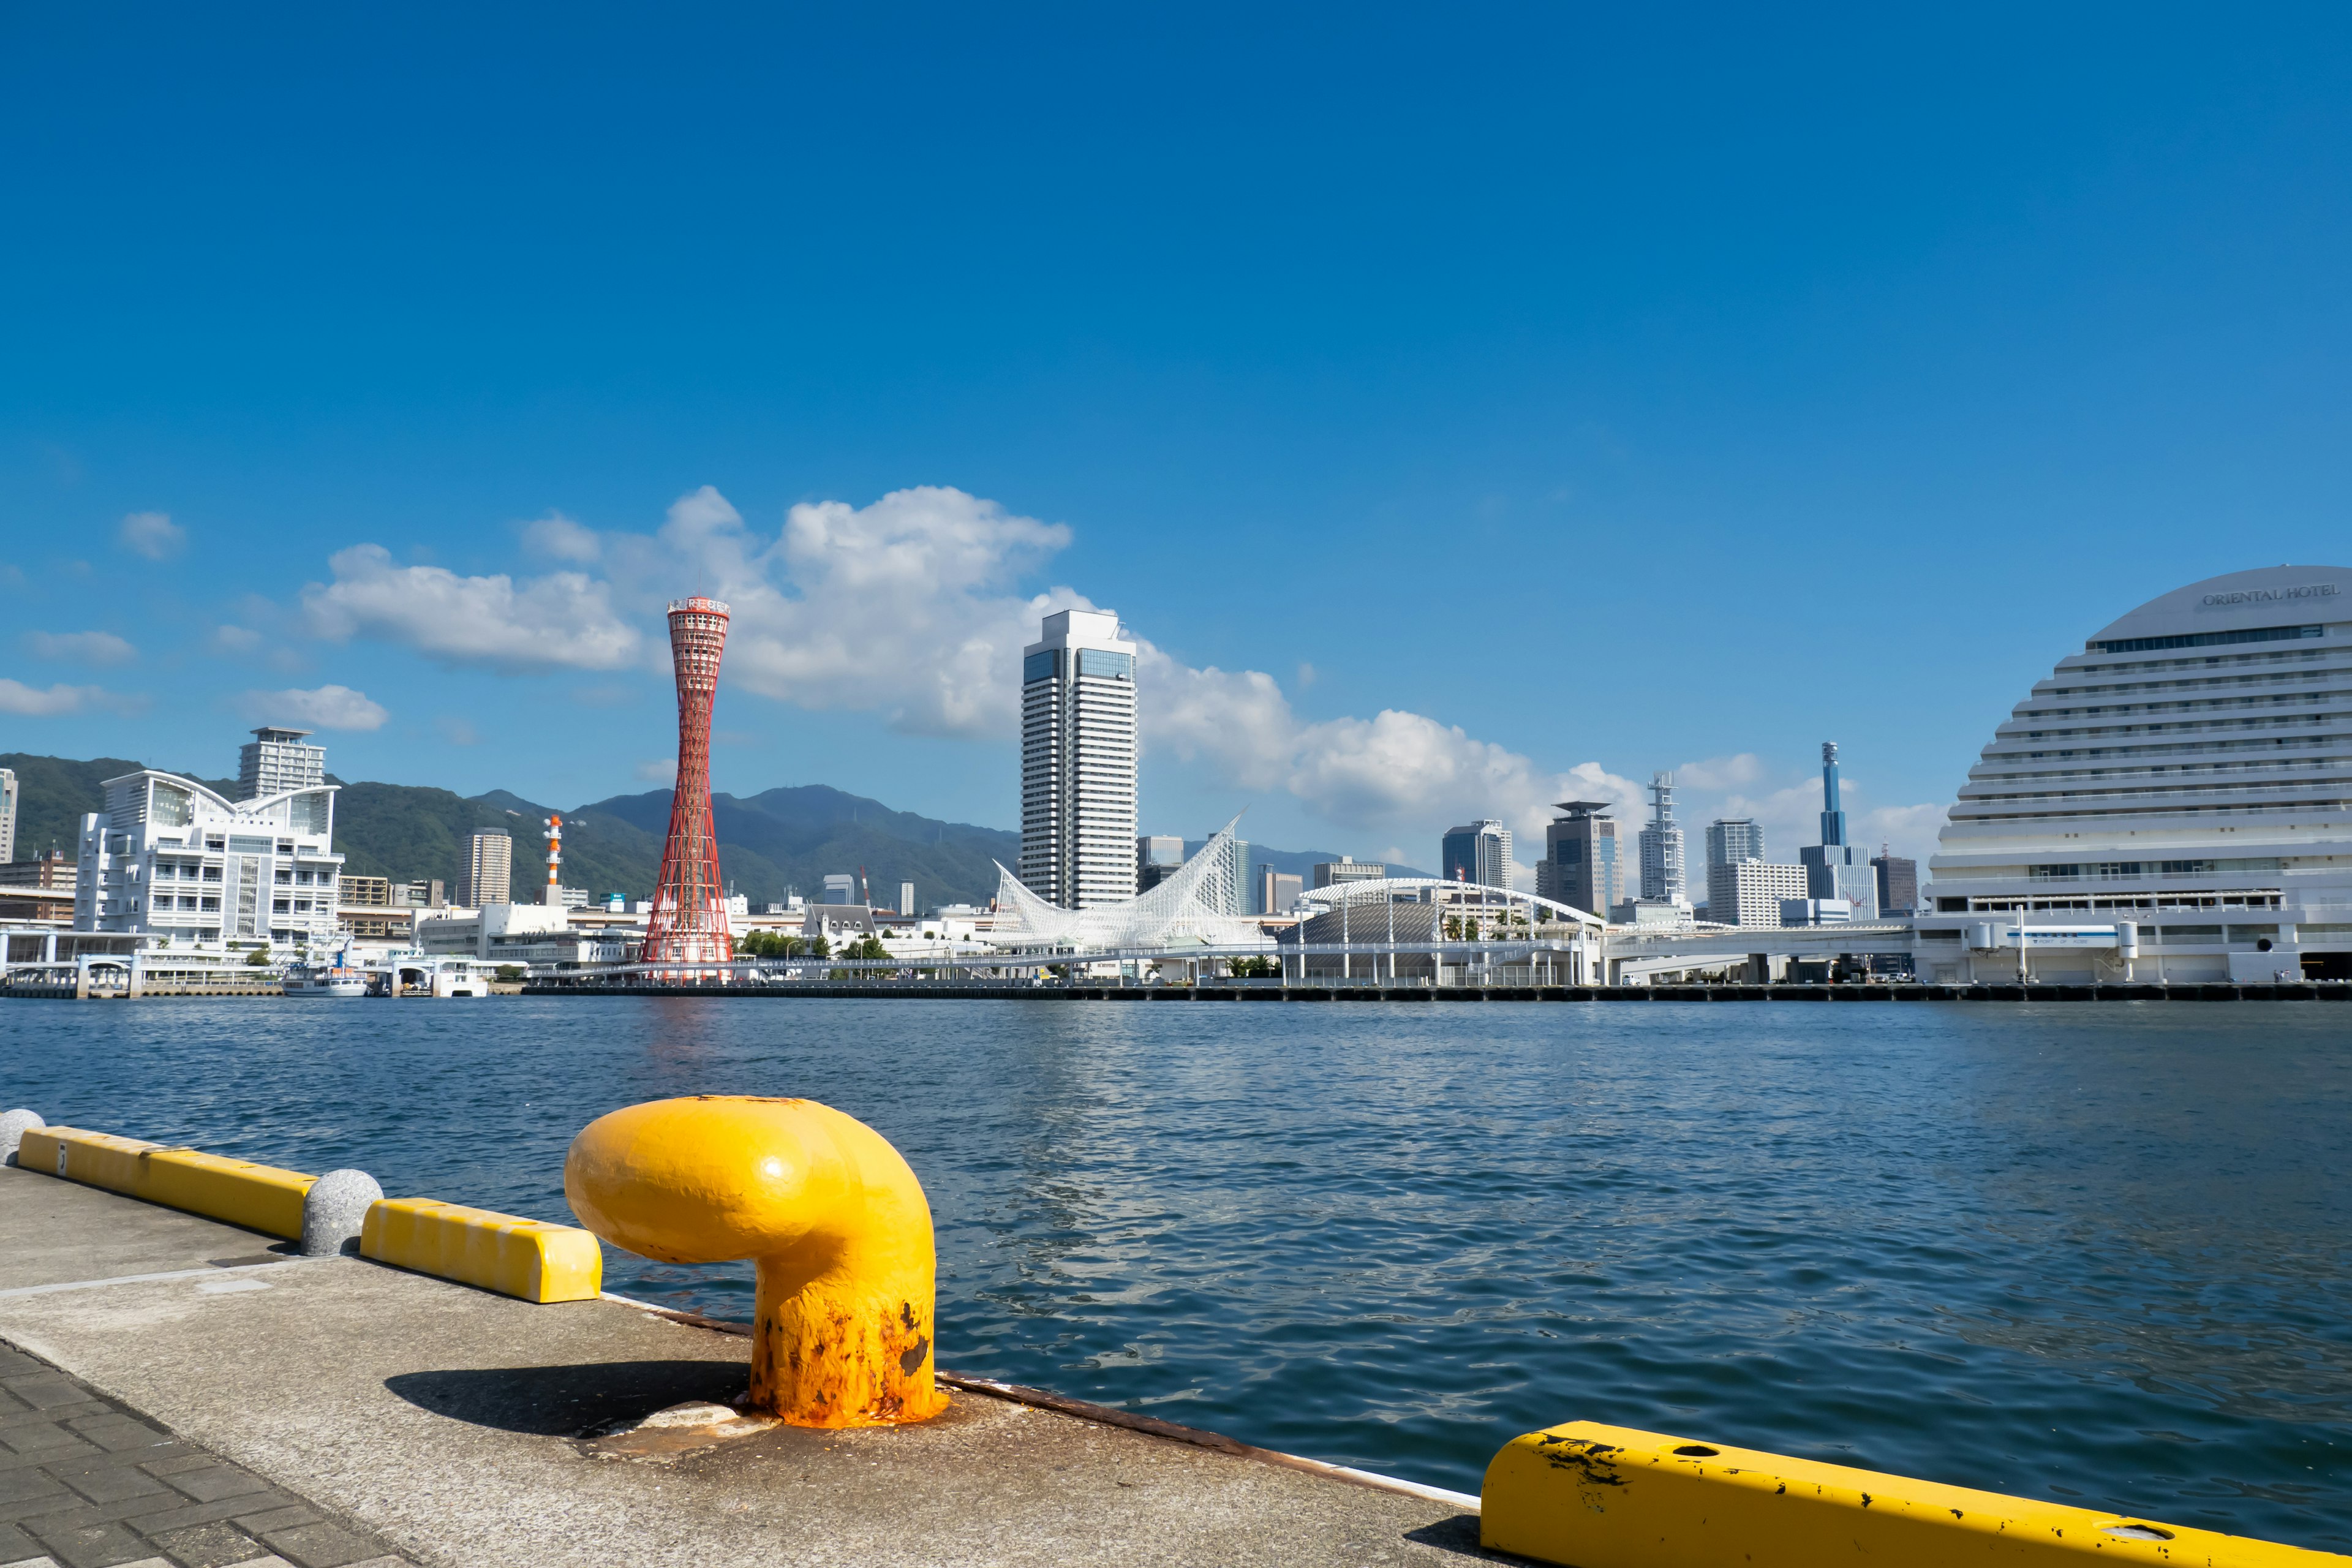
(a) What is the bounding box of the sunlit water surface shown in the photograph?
[4,998,2348,1547]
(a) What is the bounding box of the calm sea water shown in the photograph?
[4,998,2348,1546]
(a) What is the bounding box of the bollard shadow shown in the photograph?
[386,1360,750,1439]
[1401,1513,1522,1562]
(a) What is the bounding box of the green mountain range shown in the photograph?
[2,753,1421,909]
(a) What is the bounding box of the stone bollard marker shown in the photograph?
[566,1096,949,1428]
[0,1109,45,1167]
[301,1169,384,1256]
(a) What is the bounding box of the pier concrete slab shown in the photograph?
[0,1170,1486,1567]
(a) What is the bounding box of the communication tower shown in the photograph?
[543,813,564,907]
[644,597,733,973]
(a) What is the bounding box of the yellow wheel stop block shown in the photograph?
[1482,1420,2348,1567]
[360,1197,602,1304]
[21,1126,314,1240]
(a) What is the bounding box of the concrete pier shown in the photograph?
[0,1166,1485,1567]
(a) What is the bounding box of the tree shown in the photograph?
[495,965,524,982]
[245,945,272,967]
[1230,955,1279,978]
[810,935,831,960]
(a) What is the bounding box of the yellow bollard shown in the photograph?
[563,1095,949,1428]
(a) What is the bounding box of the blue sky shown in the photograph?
[5,5,2350,869]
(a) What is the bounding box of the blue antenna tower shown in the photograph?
[1819,741,1847,848]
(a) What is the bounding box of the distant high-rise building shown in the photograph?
[1800,742,1879,920]
[1137,835,1186,892]
[460,832,513,908]
[823,873,856,905]
[1020,609,1139,910]
[900,880,917,917]
[1637,773,1686,905]
[1872,850,1918,917]
[1219,835,1252,913]
[1719,861,1810,927]
[1539,803,1619,917]
[0,766,15,864]
[1703,818,1766,924]
[237,726,326,801]
[1441,820,1513,889]
[1311,856,1385,889]
[1705,818,1765,868]
[1257,867,1303,914]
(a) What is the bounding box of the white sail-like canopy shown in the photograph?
[989,818,1268,950]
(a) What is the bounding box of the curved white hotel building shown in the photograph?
[1916,565,2351,983]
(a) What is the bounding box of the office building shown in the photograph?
[1637,772,1687,906]
[0,767,15,864]
[1705,818,1765,868]
[1539,802,1619,917]
[1228,837,1252,913]
[0,848,75,890]
[1137,835,1186,892]
[1311,856,1385,889]
[1717,861,1810,927]
[1019,608,1140,910]
[459,832,512,908]
[76,731,345,947]
[1702,818,1765,923]
[237,726,326,800]
[1441,820,1513,889]
[1781,897,1855,926]
[1799,744,1879,921]
[900,880,916,917]
[823,873,856,904]
[1872,851,1918,917]
[1258,867,1303,914]
[1915,564,2352,984]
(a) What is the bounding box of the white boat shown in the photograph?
[284,962,368,998]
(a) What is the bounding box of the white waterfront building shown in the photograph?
[1019,608,1139,910]
[1917,565,2352,983]
[78,728,347,949]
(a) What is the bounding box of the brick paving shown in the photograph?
[0,1341,411,1568]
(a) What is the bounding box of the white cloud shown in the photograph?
[1675,753,1764,791]
[290,484,1953,862]
[0,679,106,716]
[241,684,389,731]
[23,630,137,666]
[301,545,641,673]
[605,484,1077,737]
[118,511,184,560]
[437,716,479,745]
[522,512,603,564]
[635,757,678,785]
[211,625,264,654]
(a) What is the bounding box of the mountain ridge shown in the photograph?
[1,754,1422,910]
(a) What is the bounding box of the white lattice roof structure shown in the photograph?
[989,818,1268,950]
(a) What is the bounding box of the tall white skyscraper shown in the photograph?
[1638,771,1686,905]
[1019,609,1139,910]
[238,726,326,800]
[0,767,15,864]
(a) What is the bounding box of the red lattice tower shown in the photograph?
[644,597,733,974]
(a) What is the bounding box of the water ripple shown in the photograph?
[3,998,2348,1548]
